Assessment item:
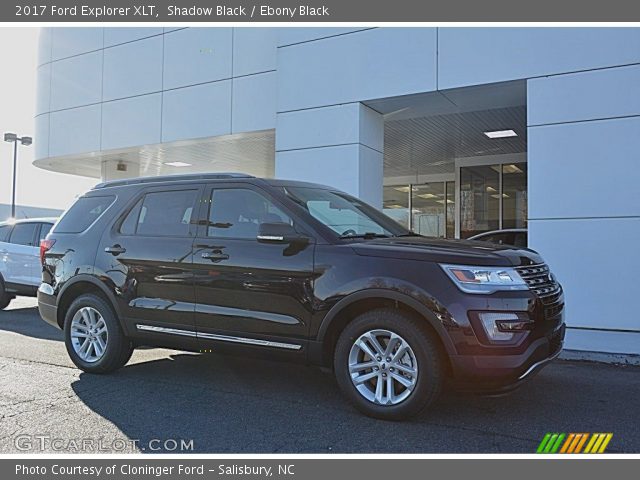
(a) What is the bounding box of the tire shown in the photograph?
[63,293,133,373]
[0,282,12,310]
[0,294,11,310]
[334,308,444,420]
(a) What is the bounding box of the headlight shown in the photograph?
[440,264,528,294]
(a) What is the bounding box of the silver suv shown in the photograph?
[0,218,56,309]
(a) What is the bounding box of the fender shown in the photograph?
[316,288,457,355]
[57,274,124,325]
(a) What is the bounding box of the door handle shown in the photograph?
[105,244,126,256]
[201,251,229,262]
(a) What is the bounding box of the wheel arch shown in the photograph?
[56,275,123,330]
[317,289,456,369]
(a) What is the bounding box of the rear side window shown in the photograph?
[39,223,53,241]
[120,190,197,237]
[9,223,38,246]
[55,196,115,234]
[0,225,11,242]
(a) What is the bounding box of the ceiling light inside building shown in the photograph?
[502,164,523,174]
[164,161,192,167]
[417,193,438,199]
[491,194,510,199]
[484,129,518,139]
[394,186,416,193]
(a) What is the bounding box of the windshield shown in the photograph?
[284,186,411,238]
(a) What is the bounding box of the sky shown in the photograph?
[0,27,96,212]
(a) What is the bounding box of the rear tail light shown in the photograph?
[40,239,55,265]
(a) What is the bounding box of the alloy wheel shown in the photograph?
[70,307,109,363]
[348,329,419,405]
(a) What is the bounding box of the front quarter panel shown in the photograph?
[311,245,465,351]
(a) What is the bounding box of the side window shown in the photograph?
[119,199,143,235]
[123,190,197,237]
[0,225,11,242]
[38,223,53,241]
[208,188,292,239]
[54,195,115,233]
[9,223,38,246]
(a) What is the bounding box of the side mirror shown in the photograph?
[257,222,307,244]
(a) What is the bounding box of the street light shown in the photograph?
[4,132,32,219]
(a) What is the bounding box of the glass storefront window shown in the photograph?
[445,181,455,238]
[412,183,446,237]
[460,165,500,238]
[384,161,526,240]
[382,185,410,229]
[502,162,528,229]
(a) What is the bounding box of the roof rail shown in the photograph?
[94,172,255,189]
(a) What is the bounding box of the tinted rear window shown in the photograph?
[54,196,115,233]
[0,225,11,242]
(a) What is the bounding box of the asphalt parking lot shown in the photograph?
[0,297,638,454]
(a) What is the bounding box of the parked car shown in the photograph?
[469,228,528,248]
[38,174,564,420]
[0,218,56,309]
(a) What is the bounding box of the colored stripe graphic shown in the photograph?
[538,433,612,453]
[537,433,552,453]
[574,433,590,453]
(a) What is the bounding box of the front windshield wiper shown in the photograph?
[339,232,390,239]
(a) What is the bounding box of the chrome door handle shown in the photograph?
[105,245,126,256]
[201,251,229,262]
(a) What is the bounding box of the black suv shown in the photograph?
[38,173,564,419]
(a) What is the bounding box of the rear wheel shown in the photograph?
[64,294,133,373]
[334,308,444,420]
[0,283,12,310]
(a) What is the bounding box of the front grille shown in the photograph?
[516,263,564,319]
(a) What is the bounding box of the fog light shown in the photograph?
[478,312,531,342]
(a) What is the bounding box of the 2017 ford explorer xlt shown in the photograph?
[38,173,564,420]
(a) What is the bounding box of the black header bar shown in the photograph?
[3,0,640,22]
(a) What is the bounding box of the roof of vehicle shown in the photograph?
[92,173,336,191]
[0,217,57,226]
[93,172,255,189]
[468,228,528,240]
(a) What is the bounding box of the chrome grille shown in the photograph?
[516,264,564,319]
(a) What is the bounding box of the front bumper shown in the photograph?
[448,323,565,393]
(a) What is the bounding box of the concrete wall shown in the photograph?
[528,65,640,354]
[36,27,278,159]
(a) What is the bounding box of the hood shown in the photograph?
[349,235,543,267]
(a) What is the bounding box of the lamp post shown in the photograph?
[3,132,32,219]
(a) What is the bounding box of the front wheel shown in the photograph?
[334,308,444,420]
[64,294,133,373]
